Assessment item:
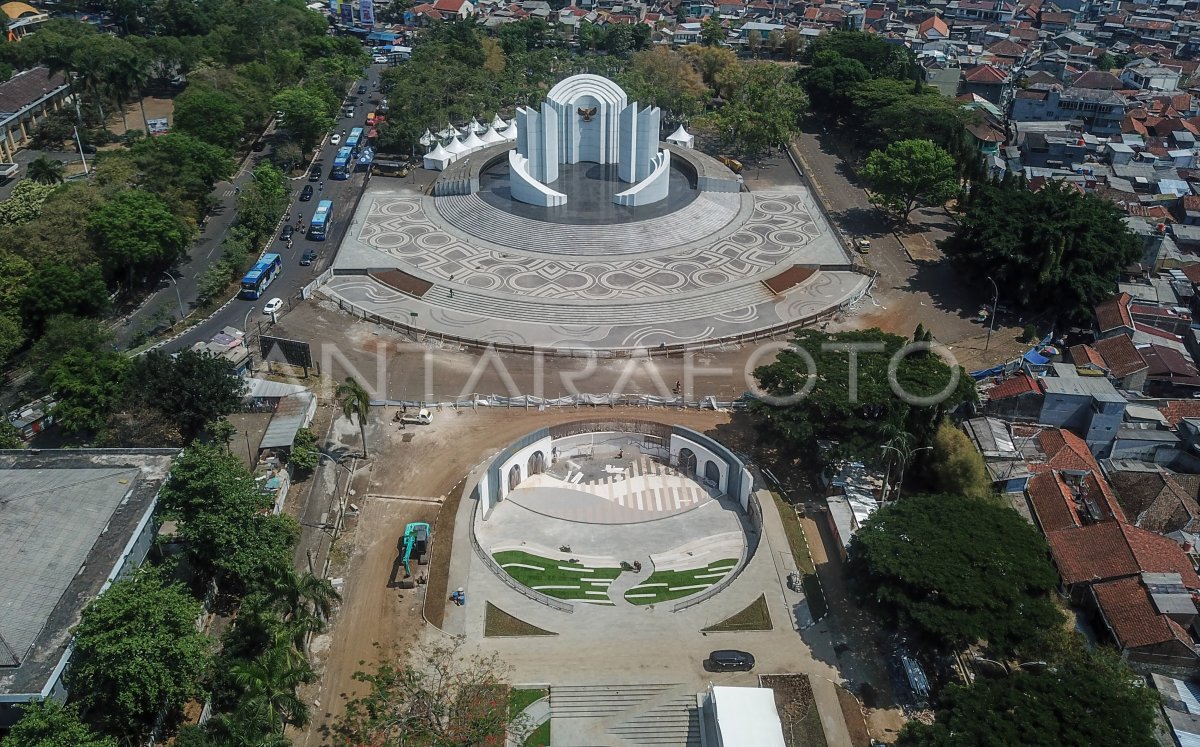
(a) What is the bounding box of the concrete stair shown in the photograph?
[608,695,701,746]
[433,193,741,255]
[550,683,676,718]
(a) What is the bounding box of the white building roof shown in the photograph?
[711,686,786,747]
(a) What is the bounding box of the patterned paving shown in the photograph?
[325,181,867,350]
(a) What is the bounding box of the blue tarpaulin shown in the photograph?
[1023,349,1050,365]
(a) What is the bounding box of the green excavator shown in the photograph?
[397,521,431,589]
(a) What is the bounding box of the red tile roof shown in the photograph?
[1092,335,1148,379]
[1159,400,1200,428]
[1095,292,1135,333]
[1027,471,1085,532]
[1047,522,1200,587]
[963,64,1008,84]
[986,372,1044,400]
[1092,576,1197,649]
[1069,343,1107,370]
[918,15,949,37]
[1037,428,1098,472]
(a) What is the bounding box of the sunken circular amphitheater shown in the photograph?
[322,75,873,353]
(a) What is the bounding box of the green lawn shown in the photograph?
[492,550,623,604]
[522,720,551,747]
[702,594,773,632]
[509,687,548,720]
[624,559,738,605]
[771,491,829,621]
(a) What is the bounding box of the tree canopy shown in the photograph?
[928,420,991,500]
[88,188,193,278]
[752,328,975,461]
[696,61,806,156]
[943,179,1143,321]
[898,647,1158,747]
[861,139,958,223]
[849,494,1062,657]
[66,567,210,737]
[4,701,117,747]
[124,349,247,439]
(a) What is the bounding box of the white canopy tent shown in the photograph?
[443,137,468,157]
[461,130,486,152]
[423,142,454,171]
[667,124,694,149]
[502,119,519,141]
[438,122,458,139]
[479,126,506,145]
[419,129,435,147]
[466,117,485,134]
[490,114,508,132]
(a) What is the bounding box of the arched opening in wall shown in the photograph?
[704,460,721,487]
[677,448,697,476]
[528,451,546,476]
[508,464,522,491]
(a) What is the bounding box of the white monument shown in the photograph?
[509,74,671,208]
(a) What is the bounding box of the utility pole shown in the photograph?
[162,271,184,320]
[985,275,999,352]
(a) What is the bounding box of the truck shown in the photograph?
[398,408,433,425]
[397,522,431,589]
[0,163,18,181]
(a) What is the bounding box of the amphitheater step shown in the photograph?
[608,695,702,746]
[550,683,677,718]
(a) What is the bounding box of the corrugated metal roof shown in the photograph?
[244,377,311,400]
[259,393,315,450]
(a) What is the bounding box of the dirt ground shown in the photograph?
[107,95,175,136]
[296,407,738,746]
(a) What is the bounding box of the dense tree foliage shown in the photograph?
[125,349,247,439]
[849,494,1061,657]
[619,47,708,118]
[802,30,917,80]
[944,179,1143,321]
[696,61,807,156]
[861,139,959,223]
[899,647,1158,747]
[928,420,991,500]
[2,701,117,747]
[88,189,193,279]
[752,328,975,461]
[66,567,210,738]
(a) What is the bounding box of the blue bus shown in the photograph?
[345,127,364,154]
[332,146,353,179]
[308,200,333,241]
[240,253,283,300]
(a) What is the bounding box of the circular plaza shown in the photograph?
[321,74,873,353]
[468,422,761,613]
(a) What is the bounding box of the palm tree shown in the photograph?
[26,156,65,185]
[336,376,371,458]
[262,561,340,650]
[230,643,314,736]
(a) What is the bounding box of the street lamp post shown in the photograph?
[985,275,999,352]
[162,271,184,321]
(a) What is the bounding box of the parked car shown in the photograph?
[251,139,267,152]
[263,297,284,315]
[309,165,322,182]
[855,238,871,254]
[344,107,355,118]
[275,110,285,121]
[300,249,318,266]
[704,650,755,672]
[300,184,314,201]
[281,225,294,241]
[373,55,389,64]
[330,133,342,145]
[357,84,367,94]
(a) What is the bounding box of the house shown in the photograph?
[921,56,963,97]
[1122,60,1184,91]
[1150,673,1200,746]
[0,67,72,163]
[1108,469,1200,533]
[1070,334,1150,390]
[917,15,949,41]
[981,371,1044,421]
[1142,343,1200,396]
[430,0,475,18]
[0,450,175,727]
[1046,520,1199,599]
[1011,85,1127,136]
[1096,292,1137,338]
[1026,467,1123,533]
[1038,363,1127,456]
[820,461,884,560]
[1092,572,1200,669]
[962,417,1032,492]
[960,64,1009,104]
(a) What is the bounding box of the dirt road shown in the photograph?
[299,407,733,745]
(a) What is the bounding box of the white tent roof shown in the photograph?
[467,117,485,134]
[438,123,458,139]
[667,124,694,146]
[419,128,435,147]
[461,130,486,150]
[490,114,507,131]
[444,137,467,155]
[427,142,450,158]
[711,687,786,747]
[503,119,519,140]
[423,142,454,171]
[480,126,506,144]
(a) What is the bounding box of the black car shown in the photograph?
[308,165,322,182]
[251,139,267,152]
[704,650,755,672]
[300,184,314,201]
[281,225,294,241]
[300,250,317,266]
[357,84,367,94]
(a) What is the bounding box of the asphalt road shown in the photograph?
[119,64,388,354]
